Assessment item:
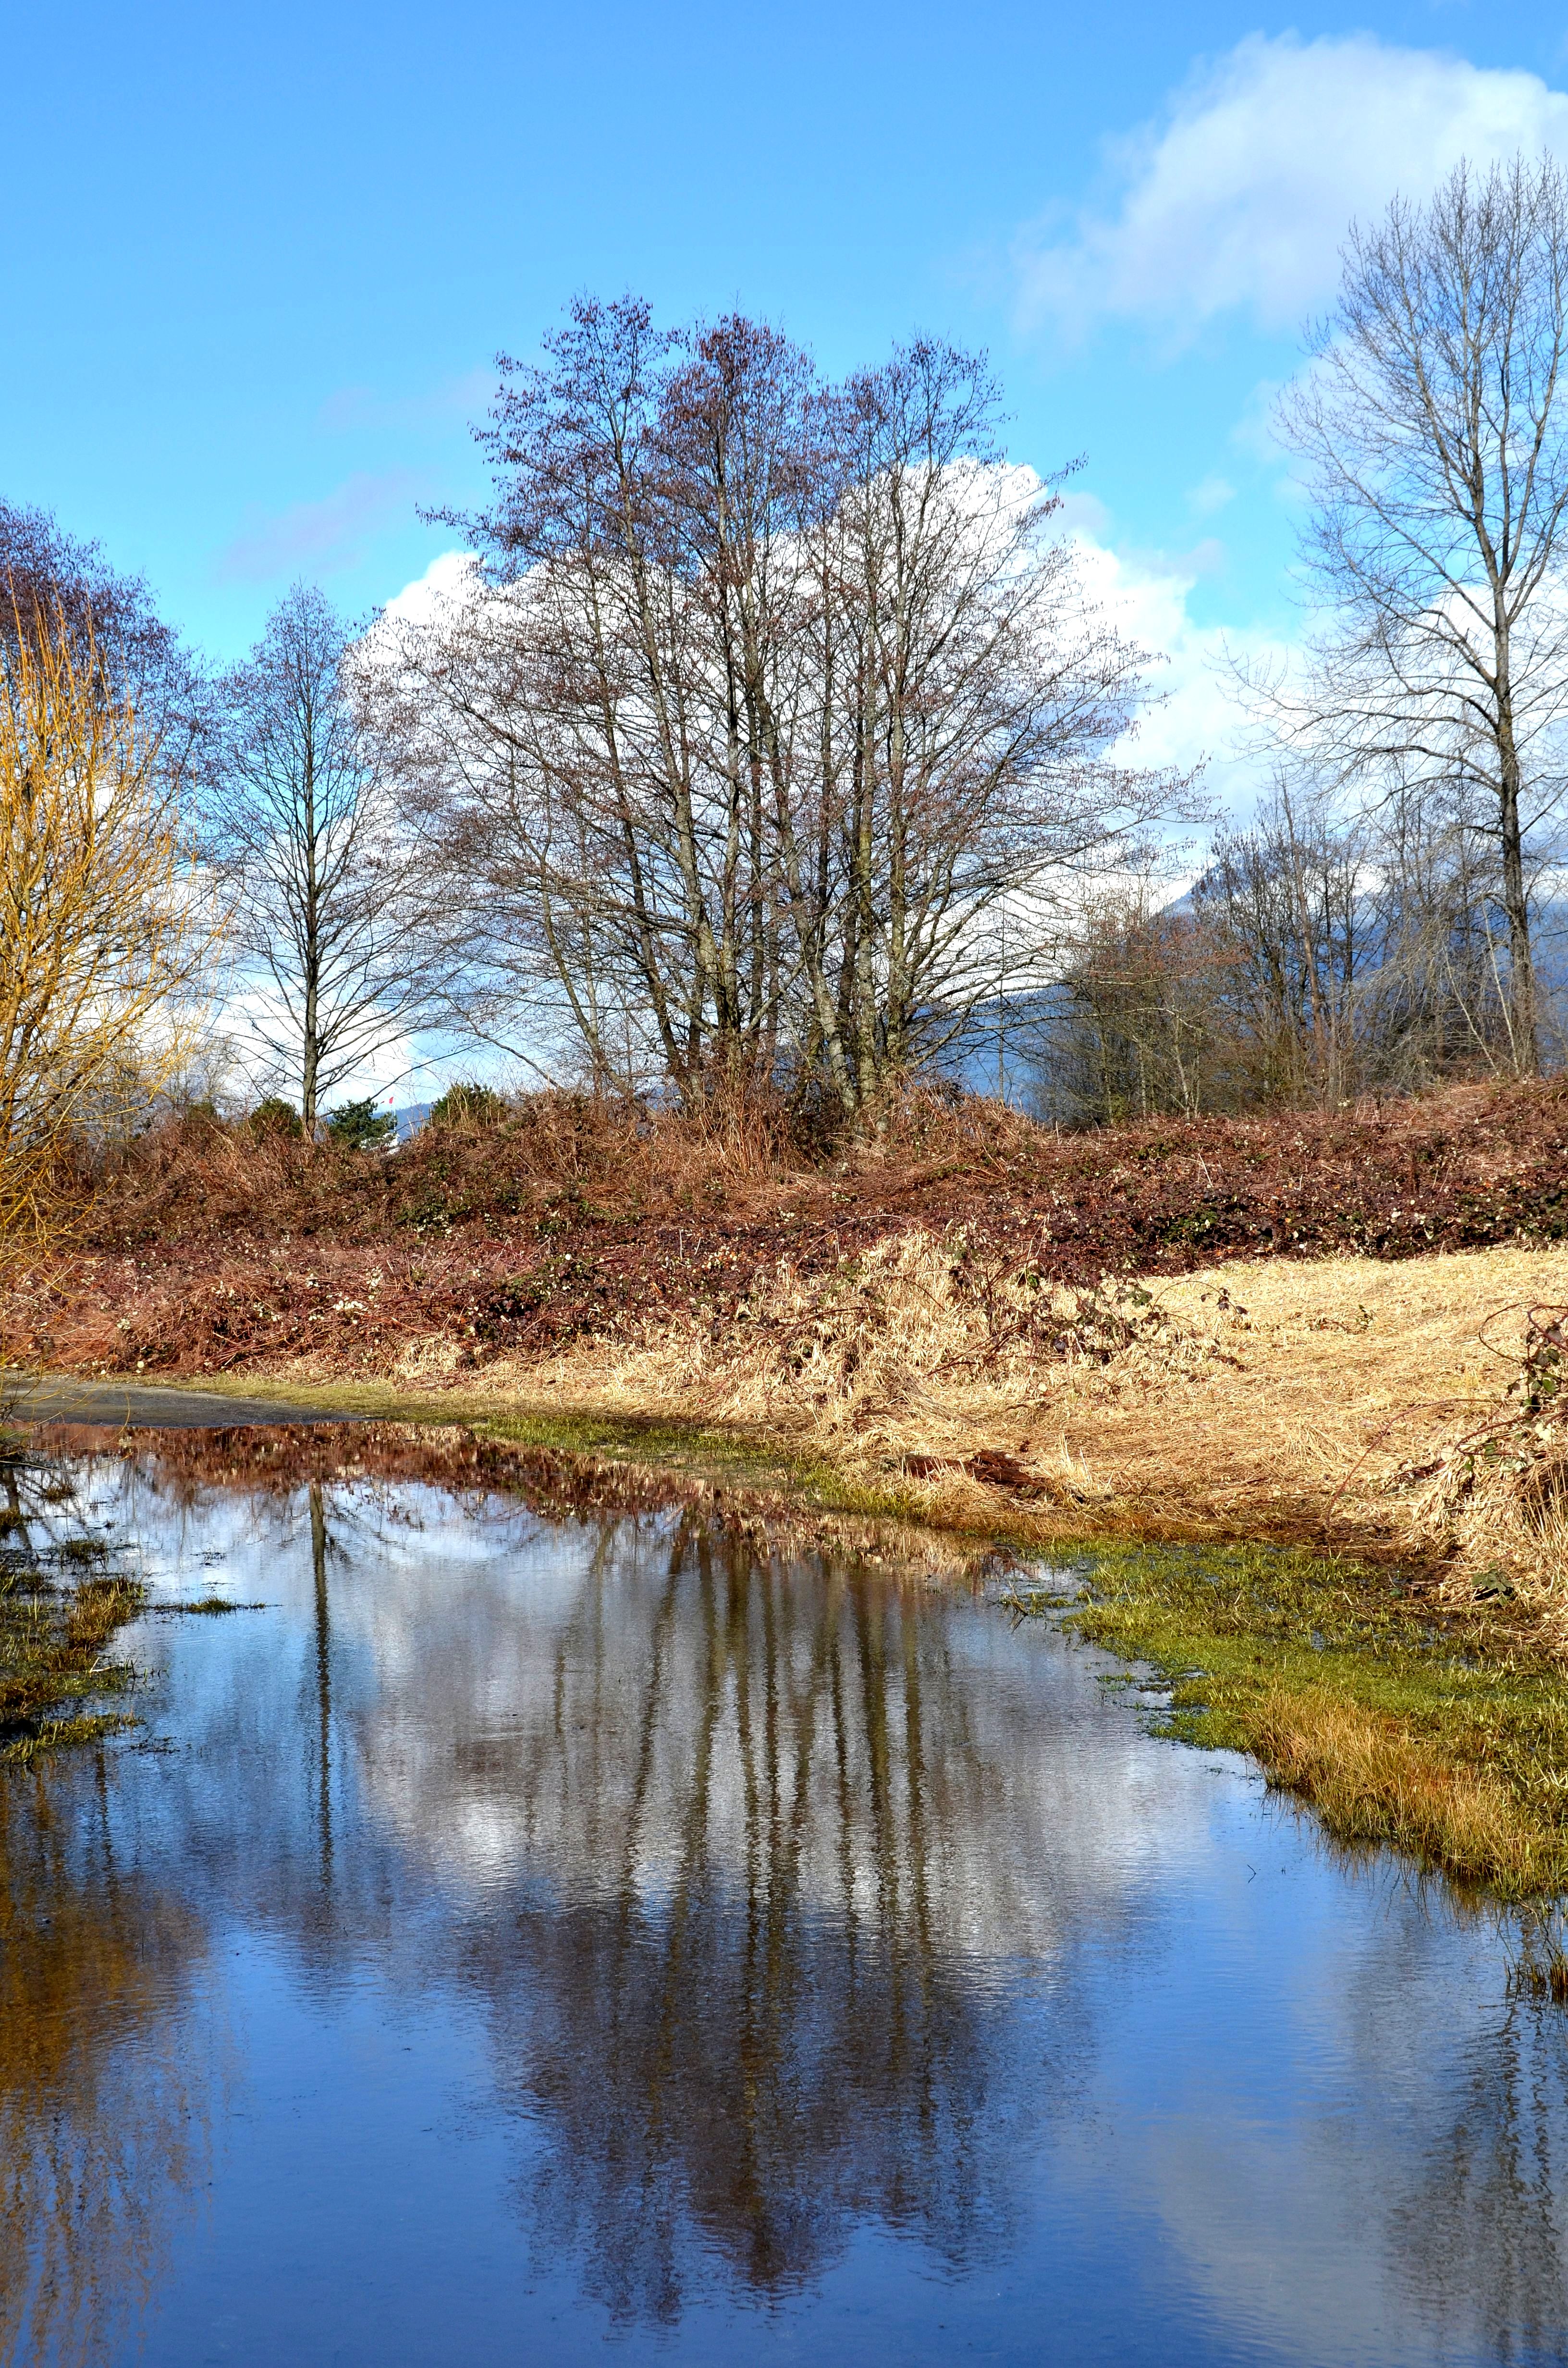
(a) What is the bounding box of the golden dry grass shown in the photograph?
[1248,1688,1541,1889]
[420,1237,1568,1602]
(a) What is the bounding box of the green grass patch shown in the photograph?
[475,1406,930,1522]
[1014,1541,1568,1902]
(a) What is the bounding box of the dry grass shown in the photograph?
[11,1073,1568,1385]
[1249,1690,1539,1890]
[489,1238,1568,1604]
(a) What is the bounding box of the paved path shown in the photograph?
[0,1374,351,1430]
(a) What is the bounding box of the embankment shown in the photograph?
[6,1077,1568,1598]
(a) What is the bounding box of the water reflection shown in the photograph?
[0,1761,211,2368]
[2,1443,1568,2366]
[1386,1994,1568,2359]
[438,1518,1078,2317]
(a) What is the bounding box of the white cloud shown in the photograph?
[1053,487,1112,538]
[1070,528,1285,821]
[382,532,1278,843]
[1017,34,1568,344]
[380,547,481,626]
[1229,378,1288,465]
[317,368,491,433]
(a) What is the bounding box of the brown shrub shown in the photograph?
[8,1076,1568,1397]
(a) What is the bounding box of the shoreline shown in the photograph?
[12,1233,1565,1576]
[7,1313,1568,1903]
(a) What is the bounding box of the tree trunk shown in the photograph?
[301,736,320,1133]
[1497,686,1539,1077]
[301,976,319,1133]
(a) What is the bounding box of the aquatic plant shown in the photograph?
[0,1461,145,1760]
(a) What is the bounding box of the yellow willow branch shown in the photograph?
[0,604,202,1259]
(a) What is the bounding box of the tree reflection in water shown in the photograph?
[443,1517,1062,2321]
[1383,1983,1568,2356]
[6,1442,1568,2362]
[0,1757,212,2368]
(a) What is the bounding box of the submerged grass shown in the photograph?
[0,1559,145,1762]
[0,1424,146,1761]
[1024,1541,1568,1901]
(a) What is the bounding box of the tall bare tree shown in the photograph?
[796,341,1170,1114]
[1273,154,1568,1075]
[398,303,815,1097]
[216,586,429,1131]
[394,299,1182,1117]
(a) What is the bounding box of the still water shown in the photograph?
[4,1445,1568,2368]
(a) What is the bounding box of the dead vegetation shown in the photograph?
[11,1074,1568,1368]
[519,1235,1568,1613]
[7,1078,1568,1607]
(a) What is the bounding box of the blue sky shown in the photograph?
[9,0,1568,789]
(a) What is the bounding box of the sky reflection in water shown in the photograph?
[3,1451,1568,2367]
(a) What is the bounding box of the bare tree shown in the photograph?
[797,342,1173,1115]
[215,585,430,1131]
[403,303,817,1098]
[395,300,1183,1118]
[1272,154,1568,1075]
[0,501,206,782]
[1033,783,1527,1125]
[0,601,199,1250]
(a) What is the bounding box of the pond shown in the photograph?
[3,1440,1568,2367]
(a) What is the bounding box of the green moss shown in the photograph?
[475,1406,927,1522]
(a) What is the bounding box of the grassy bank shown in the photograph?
[72,1230,1568,1614]
[1018,1540,1568,1901]
[8,1078,1568,1604]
